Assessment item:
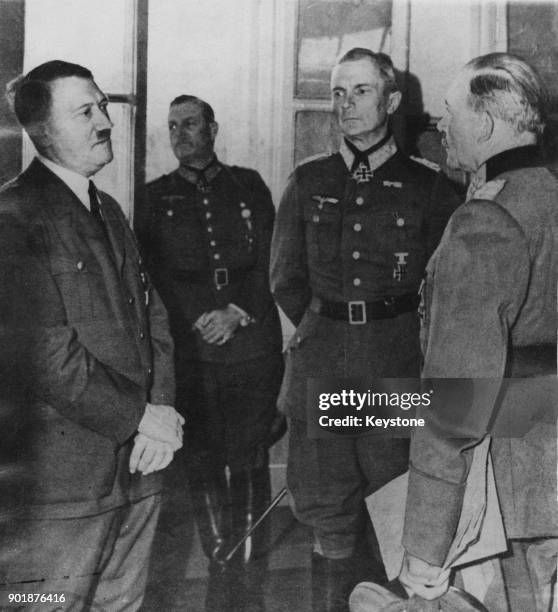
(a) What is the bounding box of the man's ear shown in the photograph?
[387,90,402,115]
[28,121,49,154]
[210,121,219,141]
[477,110,494,143]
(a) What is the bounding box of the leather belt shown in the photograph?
[172,265,253,289]
[310,293,420,324]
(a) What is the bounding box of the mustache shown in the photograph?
[96,129,112,141]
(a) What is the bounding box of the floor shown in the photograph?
[141,459,313,612]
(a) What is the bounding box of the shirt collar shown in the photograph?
[37,154,92,210]
[339,135,397,174]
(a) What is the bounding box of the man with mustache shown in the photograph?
[0,60,183,611]
[137,96,283,611]
[400,53,558,611]
[270,48,459,611]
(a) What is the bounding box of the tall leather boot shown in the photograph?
[228,464,271,612]
[188,467,234,612]
[311,553,355,612]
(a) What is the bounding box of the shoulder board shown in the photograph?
[409,155,440,172]
[296,151,333,168]
[146,172,172,187]
[471,179,506,201]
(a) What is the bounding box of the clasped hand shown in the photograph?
[129,403,185,475]
[193,305,242,345]
[398,551,451,601]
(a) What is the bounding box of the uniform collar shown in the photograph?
[485,145,543,181]
[177,155,222,185]
[466,145,543,201]
[37,154,93,210]
[339,135,397,173]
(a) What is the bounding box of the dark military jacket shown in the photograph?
[137,161,282,364]
[270,138,460,419]
[403,146,558,565]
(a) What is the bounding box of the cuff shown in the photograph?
[228,303,254,327]
[402,465,465,566]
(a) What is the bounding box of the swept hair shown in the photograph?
[7,60,93,130]
[337,47,399,94]
[170,95,215,124]
[464,53,547,136]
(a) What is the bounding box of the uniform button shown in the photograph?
[355,196,364,205]
[148,368,152,376]
[353,278,361,287]
[138,257,143,266]
[207,226,213,233]
[210,240,216,246]
[318,203,323,210]
[353,223,362,232]
[396,217,405,227]
[76,261,84,271]
[312,214,320,223]
[139,331,145,339]
[352,251,360,260]
[240,201,246,208]
[203,198,209,205]
[214,253,221,260]
[128,297,134,304]
[166,209,174,217]
[205,212,212,219]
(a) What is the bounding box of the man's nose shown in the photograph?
[437,114,447,133]
[95,107,113,131]
[341,93,354,108]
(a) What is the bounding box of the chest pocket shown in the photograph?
[50,256,103,322]
[303,200,342,262]
[154,201,206,267]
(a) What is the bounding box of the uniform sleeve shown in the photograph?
[232,172,277,321]
[0,212,144,445]
[270,171,312,327]
[402,199,530,565]
[127,207,175,407]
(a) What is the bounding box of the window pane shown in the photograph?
[24,0,135,93]
[296,0,392,99]
[294,110,339,164]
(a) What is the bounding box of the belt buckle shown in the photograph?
[214,267,229,289]
[383,296,396,317]
[348,300,366,325]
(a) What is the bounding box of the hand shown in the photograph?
[129,433,174,475]
[399,551,451,600]
[193,306,242,345]
[138,403,185,451]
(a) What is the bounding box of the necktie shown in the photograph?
[88,180,104,223]
[88,180,112,249]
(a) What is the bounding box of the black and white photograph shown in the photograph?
[0,1,557,611]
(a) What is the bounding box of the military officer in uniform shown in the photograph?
[136,95,283,612]
[400,53,558,612]
[270,48,460,612]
